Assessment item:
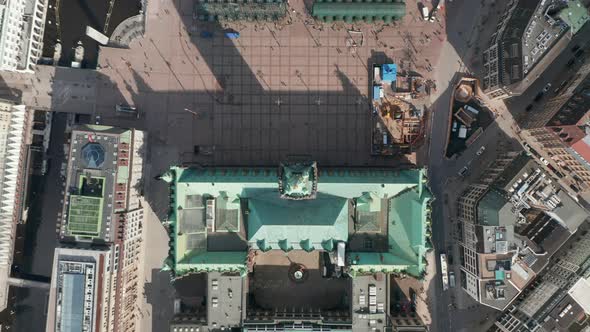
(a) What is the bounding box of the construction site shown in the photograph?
[445,77,494,158]
[371,63,431,156]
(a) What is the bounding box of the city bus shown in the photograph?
[440,253,449,291]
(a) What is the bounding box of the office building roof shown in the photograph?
[0,101,30,311]
[63,125,134,242]
[571,134,590,164]
[492,155,535,192]
[46,247,105,332]
[480,278,521,311]
[207,272,243,328]
[546,191,589,232]
[477,190,517,227]
[568,277,590,314]
[559,0,590,35]
[60,273,85,332]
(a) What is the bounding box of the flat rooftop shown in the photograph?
[521,0,569,74]
[46,247,106,332]
[62,125,132,241]
[207,272,243,329]
[352,274,387,331]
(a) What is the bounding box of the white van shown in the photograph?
[422,7,429,21]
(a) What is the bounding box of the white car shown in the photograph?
[542,83,552,93]
[540,157,549,166]
[476,146,486,156]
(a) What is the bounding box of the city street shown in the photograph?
[425,1,521,331]
[9,113,68,331]
[423,2,590,332]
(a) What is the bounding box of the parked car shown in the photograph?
[542,83,552,93]
[449,271,456,288]
[575,49,585,58]
[540,157,549,166]
[572,44,581,53]
[523,143,531,151]
[476,146,486,156]
[533,92,544,102]
[458,166,468,177]
[525,104,533,111]
[566,58,576,67]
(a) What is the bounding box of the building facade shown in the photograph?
[521,61,590,194]
[493,221,590,332]
[482,0,589,100]
[0,0,48,72]
[0,99,32,312]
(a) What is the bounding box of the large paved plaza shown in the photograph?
[5,0,445,174]
[0,0,448,330]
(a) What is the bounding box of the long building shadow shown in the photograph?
[36,1,432,328]
[144,268,177,332]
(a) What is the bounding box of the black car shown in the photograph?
[572,44,581,53]
[525,104,533,111]
[575,49,584,58]
[533,92,543,102]
[566,58,576,67]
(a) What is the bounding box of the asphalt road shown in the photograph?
[10,113,68,331]
[426,4,590,332]
[426,1,513,331]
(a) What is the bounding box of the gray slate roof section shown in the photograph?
[546,191,589,233]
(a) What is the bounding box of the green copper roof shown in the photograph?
[559,0,589,35]
[312,0,406,22]
[247,191,348,250]
[355,192,382,232]
[349,184,432,276]
[279,162,318,199]
[163,166,432,277]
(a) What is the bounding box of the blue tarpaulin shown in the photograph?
[373,85,382,100]
[382,64,397,82]
[225,32,240,39]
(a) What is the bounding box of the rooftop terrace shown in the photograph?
[61,125,134,242]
